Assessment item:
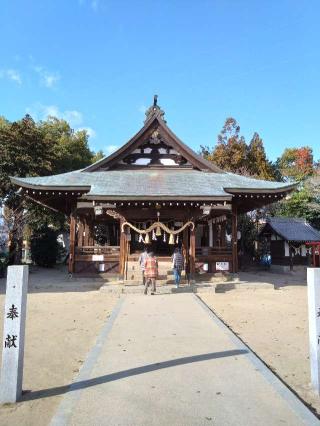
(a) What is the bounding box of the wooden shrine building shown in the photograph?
[11,97,296,279]
[259,217,320,271]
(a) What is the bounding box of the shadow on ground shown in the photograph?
[0,266,103,294]
[22,349,248,402]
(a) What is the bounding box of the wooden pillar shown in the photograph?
[69,213,76,274]
[290,247,294,271]
[212,223,217,247]
[231,205,238,273]
[88,215,94,246]
[221,222,227,247]
[209,220,213,247]
[182,228,189,262]
[83,217,89,246]
[190,227,196,280]
[119,218,126,280]
[77,217,84,247]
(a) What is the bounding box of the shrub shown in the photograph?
[30,226,64,267]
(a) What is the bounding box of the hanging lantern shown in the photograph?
[156,225,162,237]
[145,233,150,244]
[169,233,175,245]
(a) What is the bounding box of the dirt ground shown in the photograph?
[200,270,320,416]
[0,266,119,426]
[0,267,319,424]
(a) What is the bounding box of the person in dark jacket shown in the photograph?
[172,248,184,288]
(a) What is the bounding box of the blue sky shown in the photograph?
[0,0,319,161]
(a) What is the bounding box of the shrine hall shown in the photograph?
[11,97,296,280]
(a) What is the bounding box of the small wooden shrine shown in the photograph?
[11,96,296,279]
[259,217,320,271]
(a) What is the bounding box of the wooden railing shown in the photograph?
[75,246,120,255]
[196,246,232,256]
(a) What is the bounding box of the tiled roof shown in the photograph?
[263,217,320,242]
[11,169,294,198]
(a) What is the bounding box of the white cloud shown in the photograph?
[26,103,97,139]
[26,103,83,127]
[78,127,96,139]
[105,145,118,154]
[63,110,83,127]
[33,66,60,88]
[0,68,22,85]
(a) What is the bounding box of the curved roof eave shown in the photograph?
[224,183,297,194]
[10,176,90,192]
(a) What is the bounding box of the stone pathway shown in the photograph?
[50,293,319,426]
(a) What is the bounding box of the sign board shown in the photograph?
[99,263,105,272]
[216,261,229,271]
[307,268,320,394]
[92,254,104,261]
[0,265,28,403]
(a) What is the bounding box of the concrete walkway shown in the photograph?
[50,294,319,426]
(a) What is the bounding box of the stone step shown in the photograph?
[100,284,195,294]
[125,273,185,282]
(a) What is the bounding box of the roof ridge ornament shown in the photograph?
[144,95,167,124]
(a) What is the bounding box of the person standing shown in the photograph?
[139,247,149,286]
[144,252,158,295]
[172,248,184,288]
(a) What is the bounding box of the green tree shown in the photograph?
[33,117,96,234]
[40,117,94,174]
[0,115,55,263]
[91,149,105,164]
[272,185,320,229]
[30,225,64,267]
[0,114,101,263]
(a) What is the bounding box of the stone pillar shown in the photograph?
[307,268,320,394]
[0,265,28,403]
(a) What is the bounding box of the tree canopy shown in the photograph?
[201,118,277,180]
[275,147,314,182]
[0,114,104,262]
